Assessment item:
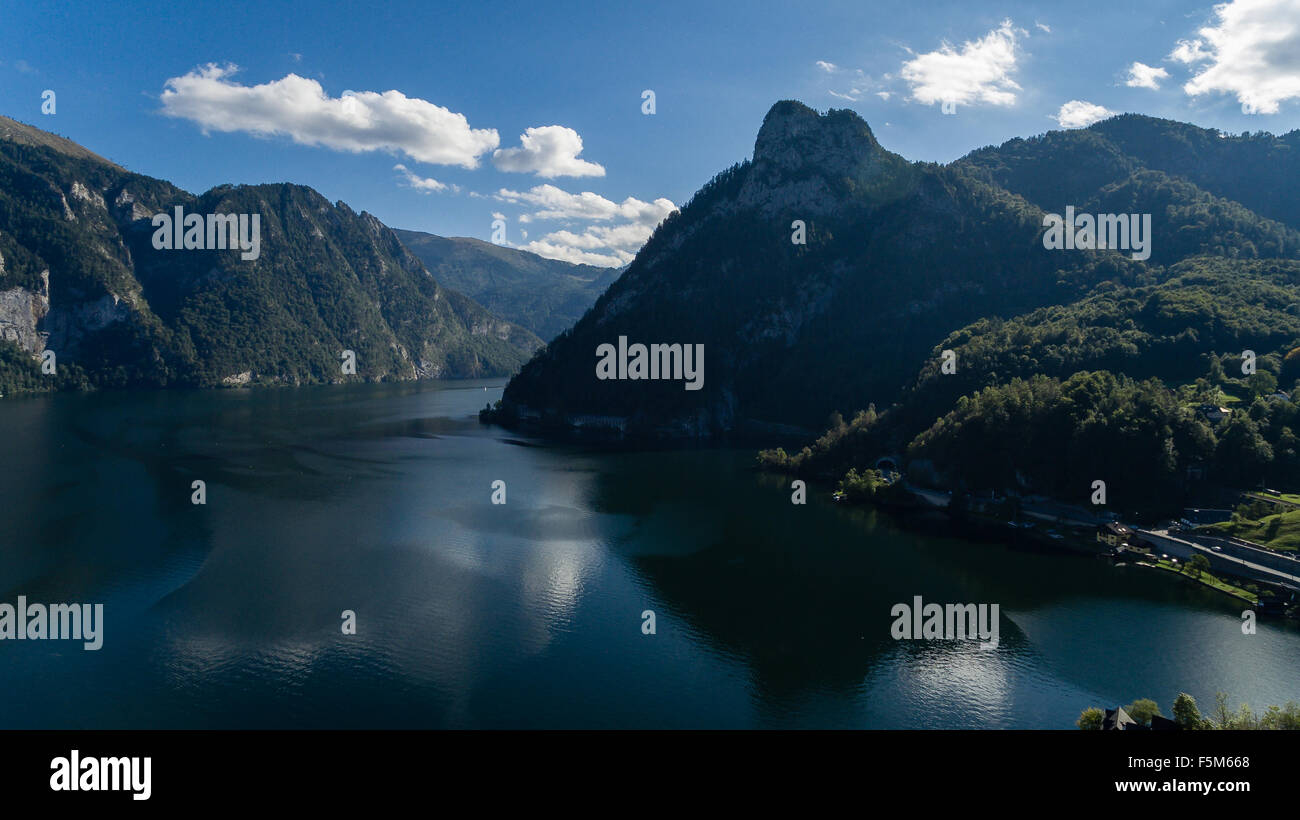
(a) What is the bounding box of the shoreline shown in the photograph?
[1135,559,1258,605]
[812,473,1287,606]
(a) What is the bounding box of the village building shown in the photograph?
[1097,522,1132,549]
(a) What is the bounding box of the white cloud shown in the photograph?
[876,91,892,100]
[516,239,629,267]
[495,184,676,267]
[1036,22,1051,33]
[817,63,885,104]
[394,163,457,194]
[900,19,1025,107]
[1125,61,1171,89]
[160,64,499,167]
[1170,0,1300,113]
[492,125,605,178]
[1170,39,1210,64]
[491,211,506,220]
[496,184,636,221]
[1055,99,1115,128]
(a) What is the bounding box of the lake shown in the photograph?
[1,379,1297,728]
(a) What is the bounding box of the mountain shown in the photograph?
[0,115,541,394]
[958,114,1300,234]
[491,103,1300,446]
[493,101,1175,436]
[768,117,1300,512]
[393,229,620,341]
[957,114,1300,264]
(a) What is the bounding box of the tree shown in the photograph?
[1207,354,1227,385]
[1186,553,1211,579]
[1125,698,1162,726]
[1248,370,1278,399]
[1259,702,1300,730]
[1215,415,1274,485]
[1076,707,1105,730]
[1211,691,1258,729]
[837,468,883,502]
[1214,691,1232,727]
[1282,347,1300,386]
[1172,693,1202,729]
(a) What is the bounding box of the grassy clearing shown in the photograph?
[1204,509,1300,551]
[1253,490,1300,507]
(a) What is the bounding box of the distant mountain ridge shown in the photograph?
[0,115,125,170]
[0,115,541,394]
[960,113,1300,214]
[957,114,1300,264]
[492,102,1300,439]
[393,229,620,341]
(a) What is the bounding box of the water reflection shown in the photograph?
[0,380,1297,729]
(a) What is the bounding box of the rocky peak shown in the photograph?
[752,100,887,177]
[736,100,909,217]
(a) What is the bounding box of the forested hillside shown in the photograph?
[0,115,540,395]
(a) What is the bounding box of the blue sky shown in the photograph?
[2,0,1299,266]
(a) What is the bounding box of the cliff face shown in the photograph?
[0,116,541,393]
[495,101,1300,439]
[738,101,913,216]
[0,268,48,354]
